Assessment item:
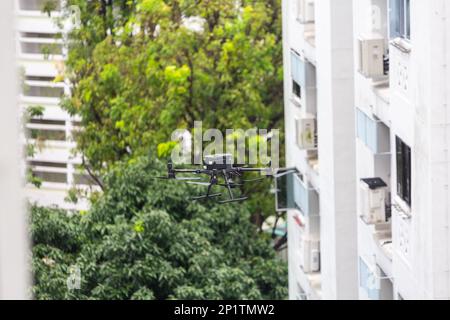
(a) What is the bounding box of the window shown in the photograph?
[29,128,66,141]
[19,0,61,12]
[32,171,67,184]
[20,41,63,55]
[74,174,97,186]
[290,50,304,100]
[29,119,65,126]
[296,0,315,23]
[20,32,63,56]
[25,86,64,98]
[396,137,411,206]
[29,161,67,184]
[28,161,66,169]
[389,0,411,40]
[23,75,64,98]
[292,81,301,99]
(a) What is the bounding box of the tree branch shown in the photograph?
[82,156,105,191]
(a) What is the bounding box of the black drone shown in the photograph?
[157,154,273,204]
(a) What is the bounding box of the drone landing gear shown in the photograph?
[218,197,248,204]
[191,193,222,201]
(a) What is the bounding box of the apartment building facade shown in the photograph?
[354,0,450,299]
[16,0,91,211]
[281,0,450,300]
[280,0,358,300]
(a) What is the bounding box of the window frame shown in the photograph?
[290,50,304,103]
[396,136,411,207]
[292,80,301,99]
[389,0,411,40]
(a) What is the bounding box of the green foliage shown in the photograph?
[157,141,179,158]
[59,0,284,225]
[31,157,288,300]
[24,105,45,186]
[41,0,59,16]
[31,1,287,298]
[62,0,283,172]
[27,168,43,188]
[27,105,45,119]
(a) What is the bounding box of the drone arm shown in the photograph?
[172,169,207,174]
[238,168,273,175]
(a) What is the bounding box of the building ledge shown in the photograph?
[16,10,61,19]
[390,38,412,54]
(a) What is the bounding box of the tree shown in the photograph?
[55,0,284,227]
[31,157,288,300]
[61,0,283,173]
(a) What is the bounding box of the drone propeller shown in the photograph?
[154,176,202,181]
[175,177,203,181]
[187,181,243,188]
[241,177,267,183]
[186,181,211,186]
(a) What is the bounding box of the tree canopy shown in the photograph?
[31,157,288,300]
[60,0,283,172]
[31,1,287,299]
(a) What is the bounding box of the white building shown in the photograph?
[15,0,91,211]
[0,0,30,300]
[354,0,450,300]
[281,0,450,300]
[280,0,358,300]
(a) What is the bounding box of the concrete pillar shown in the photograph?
[0,0,30,299]
[316,0,358,299]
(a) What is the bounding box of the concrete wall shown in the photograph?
[0,0,30,300]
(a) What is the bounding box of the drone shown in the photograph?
[156,154,274,204]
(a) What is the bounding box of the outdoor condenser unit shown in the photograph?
[359,178,388,224]
[296,117,316,150]
[358,36,385,78]
[299,238,320,273]
[297,0,315,23]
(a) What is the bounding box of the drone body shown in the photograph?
[157,154,272,204]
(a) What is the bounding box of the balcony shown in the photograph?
[275,169,319,217]
[359,256,393,300]
[356,108,390,155]
[293,174,319,217]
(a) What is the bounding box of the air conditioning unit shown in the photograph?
[299,238,320,273]
[296,117,316,150]
[360,178,388,224]
[358,36,385,78]
[297,0,315,23]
